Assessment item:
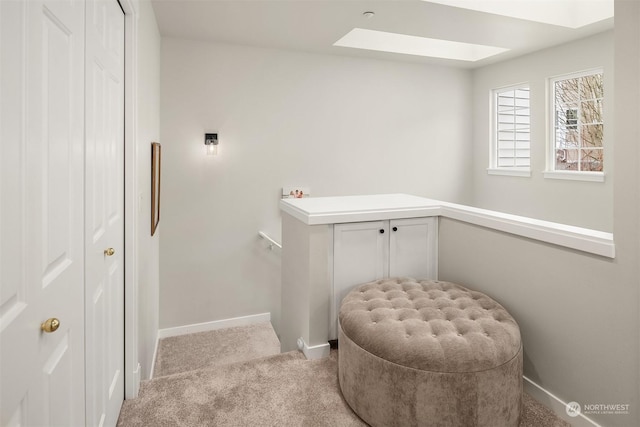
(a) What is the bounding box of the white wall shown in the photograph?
[159,38,472,330]
[155,13,639,425]
[440,5,638,426]
[135,0,161,380]
[471,32,614,231]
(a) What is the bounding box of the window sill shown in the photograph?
[543,171,605,182]
[487,168,531,177]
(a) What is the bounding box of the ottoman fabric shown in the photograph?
[339,278,521,372]
[338,278,522,427]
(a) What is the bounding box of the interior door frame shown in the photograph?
[120,0,140,399]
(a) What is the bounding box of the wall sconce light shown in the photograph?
[205,133,218,156]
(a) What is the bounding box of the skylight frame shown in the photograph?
[333,28,509,62]
[421,0,614,29]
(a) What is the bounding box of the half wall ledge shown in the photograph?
[279,194,615,259]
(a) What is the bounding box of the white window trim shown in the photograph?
[543,170,605,182]
[545,68,604,182]
[489,82,531,177]
[487,168,532,177]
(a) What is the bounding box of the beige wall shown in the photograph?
[153,3,638,424]
[438,218,636,426]
[136,0,161,381]
[471,31,614,231]
[158,38,473,331]
[440,3,639,425]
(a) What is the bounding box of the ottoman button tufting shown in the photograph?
[338,277,523,427]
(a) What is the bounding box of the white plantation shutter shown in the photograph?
[494,86,530,169]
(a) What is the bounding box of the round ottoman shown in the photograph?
[338,278,522,427]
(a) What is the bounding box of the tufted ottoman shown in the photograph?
[338,278,522,427]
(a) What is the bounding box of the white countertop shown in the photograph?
[280,193,442,225]
[279,193,615,258]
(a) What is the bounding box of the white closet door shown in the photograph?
[0,0,86,425]
[332,221,388,339]
[84,0,125,426]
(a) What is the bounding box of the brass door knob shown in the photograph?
[104,248,115,256]
[41,318,60,333]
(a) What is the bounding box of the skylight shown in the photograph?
[422,0,613,29]
[333,28,509,62]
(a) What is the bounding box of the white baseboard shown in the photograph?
[296,337,330,360]
[131,362,141,397]
[157,313,271,339]
[149,331,160,380]
[524,376,603,427]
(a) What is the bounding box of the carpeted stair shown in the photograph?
[117,322,570,427]
[152,322,282,378]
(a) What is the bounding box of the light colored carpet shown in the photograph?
[119,350,365,426]
[153,322,281,378]
[120,348,570,427]
[522,393,571,427]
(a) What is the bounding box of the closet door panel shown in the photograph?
[0,0,85,425]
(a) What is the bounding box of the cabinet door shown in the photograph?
[332,221,388,338]
[389,217,438,280]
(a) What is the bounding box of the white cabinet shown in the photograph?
[330,217,438,339]
[389,217,438,279]
[280,195,442,353]
[333,221,389,306]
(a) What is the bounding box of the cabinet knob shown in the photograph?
[392,227,398,232]
[379,229,385,234]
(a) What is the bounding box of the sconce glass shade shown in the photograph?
[206,143,218,156]
[205,133,218,156]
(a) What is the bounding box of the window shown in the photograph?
[489,85,530,176]
[565,108,578,130]
[548,70,604,178]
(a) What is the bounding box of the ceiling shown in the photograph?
[150,0,614,69]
